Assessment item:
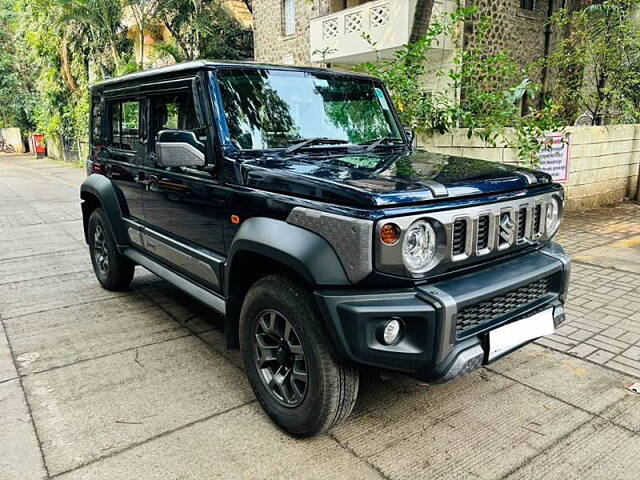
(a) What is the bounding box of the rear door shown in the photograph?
[99,90,145,221]
[138,78,226,291]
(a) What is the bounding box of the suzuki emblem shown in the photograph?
[500,213,515,244]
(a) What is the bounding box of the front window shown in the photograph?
[216,68,403,150]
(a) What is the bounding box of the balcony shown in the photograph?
[309,0,457,65]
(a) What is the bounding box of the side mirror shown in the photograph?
[404,128,417,148]
[156,130,205,167]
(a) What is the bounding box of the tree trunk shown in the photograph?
[553,0,600,123]
[139,26,145,69]
[410,0,436,43]
[60,31,78,92]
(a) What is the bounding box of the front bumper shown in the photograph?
[315,243,570,383]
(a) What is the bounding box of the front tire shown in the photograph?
[240,275,359,437]
[88,208,135,291]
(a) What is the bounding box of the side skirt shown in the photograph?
[123,248,226,316]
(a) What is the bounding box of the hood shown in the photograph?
[240,148,552,208]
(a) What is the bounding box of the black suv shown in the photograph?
[81,61,570,437]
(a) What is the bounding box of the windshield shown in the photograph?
[215,68,403,150]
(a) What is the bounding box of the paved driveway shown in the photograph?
[1,153,639,479]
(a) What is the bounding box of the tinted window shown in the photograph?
[149,91,203,149]
[108,99,140,151]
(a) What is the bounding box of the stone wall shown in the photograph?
[253,0,331,65]
[419,125,640,210]
[463,0,559,71]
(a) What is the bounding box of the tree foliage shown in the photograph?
[358,6,565,165]
[547,0,640,125]
[0,0,252,144]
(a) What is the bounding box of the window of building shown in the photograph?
[109,99,139,151]
[520,0,536,10]
[283,0,296,35]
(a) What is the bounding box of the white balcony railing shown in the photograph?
[310,0,457,64]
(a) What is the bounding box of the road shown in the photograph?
[1,153,639,479]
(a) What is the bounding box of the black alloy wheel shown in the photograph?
[92,224,109,277]
[252,309,308,407]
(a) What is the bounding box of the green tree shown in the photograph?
[0,0,36,130]
[358,6,565,166]
[155,0,253,62]
[547,0,640,125]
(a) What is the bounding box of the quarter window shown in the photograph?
[91,93,104,142]
[283,0,296,35]
[109,99,140,151]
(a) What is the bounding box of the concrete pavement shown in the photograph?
[1,153,639,479]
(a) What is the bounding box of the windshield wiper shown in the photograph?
[283,137,350,155]
[359,137,404,153]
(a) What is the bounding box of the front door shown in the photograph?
[139,83,226,291]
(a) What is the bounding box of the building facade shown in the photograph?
[252,0,559,85]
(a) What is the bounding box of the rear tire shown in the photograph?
[88,208,134,291]
[240,274,359,437]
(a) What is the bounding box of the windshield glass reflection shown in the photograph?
[216,68,402,150]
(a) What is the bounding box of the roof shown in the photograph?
[91,60,377,88]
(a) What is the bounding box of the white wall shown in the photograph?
[419,125,640,210]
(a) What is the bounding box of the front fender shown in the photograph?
[80,174,128,246]
[225,217,350,290]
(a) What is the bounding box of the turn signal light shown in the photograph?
[380,223,400,245]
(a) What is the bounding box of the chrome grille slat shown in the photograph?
[452,220,467,256]
[517,206,527,240]
[477,215,490,250]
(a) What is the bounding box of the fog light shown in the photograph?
[382,319,402,345]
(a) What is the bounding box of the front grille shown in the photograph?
[444,195,558,263]
[452,219,467,256]
[455,277,552,335]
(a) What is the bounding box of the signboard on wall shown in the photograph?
[538,134,569,182]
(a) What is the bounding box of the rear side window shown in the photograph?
[91,92,105,143]
[108,99,140,151]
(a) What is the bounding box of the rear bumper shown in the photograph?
[315,242,570,383]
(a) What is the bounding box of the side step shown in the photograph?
[123,248,226,315]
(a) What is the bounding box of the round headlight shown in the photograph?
[402,220,437,272]
[545,197,561,237]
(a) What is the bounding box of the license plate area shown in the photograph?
[487,308,555,362]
